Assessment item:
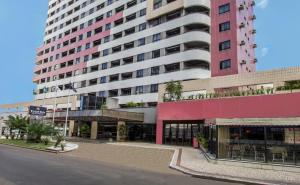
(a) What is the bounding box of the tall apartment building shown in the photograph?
[32,0,256,129]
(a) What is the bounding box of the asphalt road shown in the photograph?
[0,145,241,185]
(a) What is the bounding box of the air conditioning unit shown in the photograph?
[251,29,257,34]
[239,22,245,29]
[240,60,247,65]
[250,15,256,20]
[240,40,246,46]
[239,4,244,11]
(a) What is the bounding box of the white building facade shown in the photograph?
[33,0,211,110]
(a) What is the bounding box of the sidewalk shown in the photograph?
[109,142,300,185]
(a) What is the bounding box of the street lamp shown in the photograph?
[64,82,77,137]
[52,86,61,124]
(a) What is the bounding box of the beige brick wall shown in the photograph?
[158,66,300,101]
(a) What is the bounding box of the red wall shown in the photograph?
[156,93,300,144]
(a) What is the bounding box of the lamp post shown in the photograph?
[52,87,60,124]
[64,82,77,137]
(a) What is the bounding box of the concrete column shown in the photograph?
[156,120,164,144]
[68,120,75,137]
[90,121,98,140]
[117,121,126,141]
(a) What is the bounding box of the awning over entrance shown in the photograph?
[47,109,144,122]
[212,117,300,126]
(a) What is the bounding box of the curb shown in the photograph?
[0,143,58,154]
[107,143,283,185]
[169,148,282,185]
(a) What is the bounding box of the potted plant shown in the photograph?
[80,124,90,138]
[118,124,127,142]
[197,133,208,151]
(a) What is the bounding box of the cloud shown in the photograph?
[261,47,269,57]
[257,0,269,9]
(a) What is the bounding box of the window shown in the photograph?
[151,66,160,75]
[137,53,145,62]
[136,69,144,78]
[219,3,230,14]
[138,38,146,46]
[219,40,231,51]
[107,10,112,17]
[103,49,109,56]
[152,50,160,58]
[85,43,90,49]
[88,19,93,26]
[77,46,82,52]
[139,23,146,31]
[104,36,110,43]
[84,55,89,62]
[105,23,111,30]
[150,84,159,93]
[153,33,161,42]
[107,0,113,5]
[220,59,231,70]
[165,45,180,55]
[219,21,230,32]
[136,86,143,94]
[153,0,162,9]
[102,63,107,70]
[87,31,92,38]
[100,76,107,83]
[140,8,146,16]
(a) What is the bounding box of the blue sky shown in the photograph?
[0,0,299,105]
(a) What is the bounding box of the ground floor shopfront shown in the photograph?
[156,92,300,165]
[67,121,156,143]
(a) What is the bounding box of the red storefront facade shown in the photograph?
[156,92,300,144]
[156,92,300,165]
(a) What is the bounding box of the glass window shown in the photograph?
[135,86,143,94]
[139,23,146,31]
[136,69,143,78]
[219,3,230,14]
[100,76,106,83]
[137,53,145,62]
[219,21,230,32]
[150,84,158,93]
[153,33,161,42]
[220,59,231,70]
[102,63,107,70]
[219,40,231,51]
[138,38,146,46]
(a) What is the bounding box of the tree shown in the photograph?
[165,81,183,101]
[27,121,57,143]
[5,115,18,139]
[5,115,29,139]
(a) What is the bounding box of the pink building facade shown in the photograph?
[211,0,256,77]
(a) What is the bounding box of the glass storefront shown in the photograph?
[127,123,156,143]
[218,126,300,165]
[163,122,203,146]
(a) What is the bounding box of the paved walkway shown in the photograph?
[107,142,300,185]
[63,142,177,174]
[179,148,300,185]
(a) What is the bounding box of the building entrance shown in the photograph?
[163,122,203,146]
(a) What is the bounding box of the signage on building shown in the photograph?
[29,106,47,116]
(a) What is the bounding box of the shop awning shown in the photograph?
[213,117,300,127]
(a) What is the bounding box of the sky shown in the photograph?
[0,0,299,105]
